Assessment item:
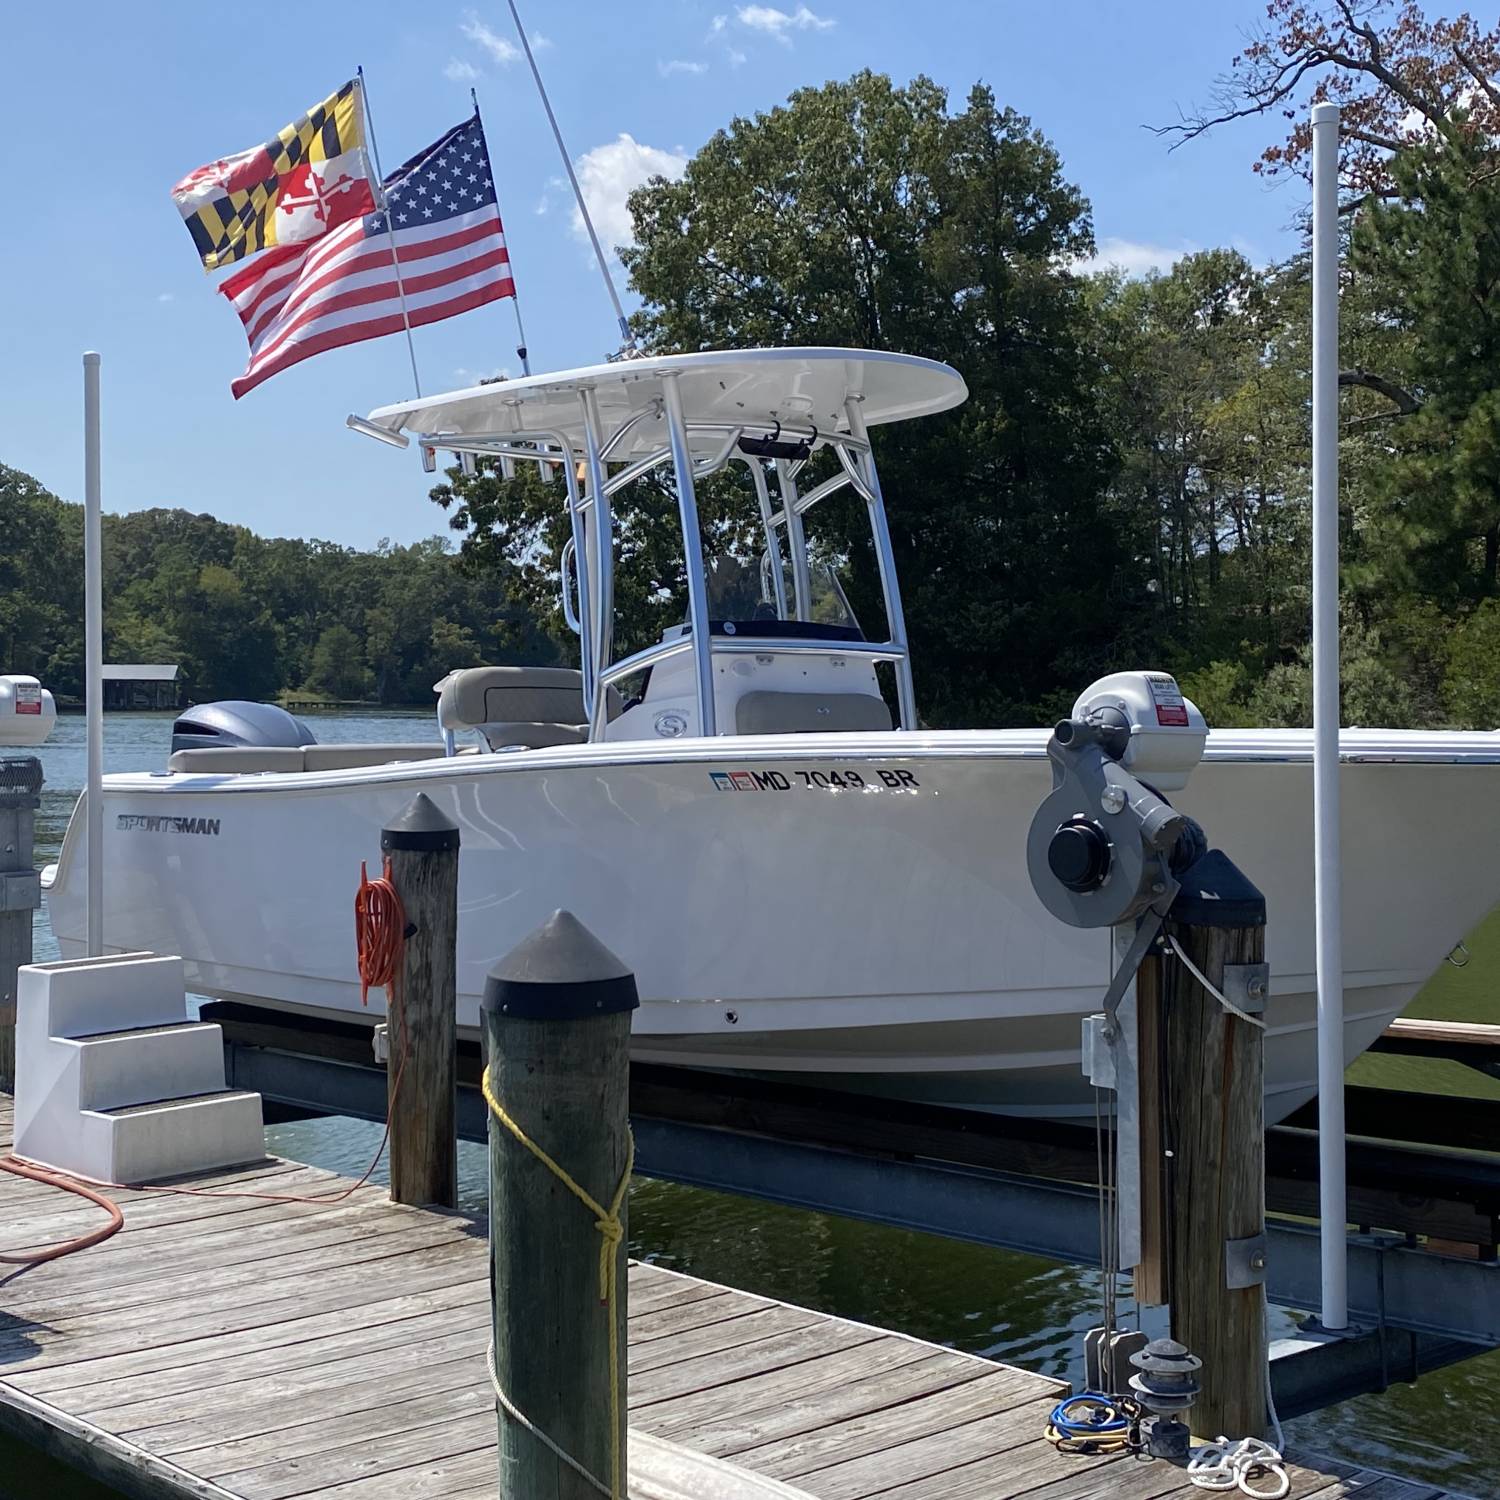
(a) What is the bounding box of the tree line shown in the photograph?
[7,3,1500,729]
[439,2,1500,730]
[0,467,559,705]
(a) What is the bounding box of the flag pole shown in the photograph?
[472,87,532,377]
[505,0,636,354]
[357,66,422,398]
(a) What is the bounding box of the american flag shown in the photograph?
[221,112,514,398]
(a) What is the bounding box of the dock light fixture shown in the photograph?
[345,414,410,448]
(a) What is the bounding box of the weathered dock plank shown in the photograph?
[0,1094,1452,1500]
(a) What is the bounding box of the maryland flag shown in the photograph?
[171,79,377,272]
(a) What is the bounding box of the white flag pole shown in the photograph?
[1311,99,1348,1333]
[82,352,104,958]
[357,67,422,399]
[505,0,636,353]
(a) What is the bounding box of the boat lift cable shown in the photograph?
[1166,935,1267,1030]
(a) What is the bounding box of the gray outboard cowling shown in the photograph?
[170,701,317,755]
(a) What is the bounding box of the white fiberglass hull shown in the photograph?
[46,728,1500,1123]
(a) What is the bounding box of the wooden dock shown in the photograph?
[0,1094,1451,1500]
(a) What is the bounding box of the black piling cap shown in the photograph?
[1169,848,1267,929]
[482,910,640,1021]
[382,792,460,853]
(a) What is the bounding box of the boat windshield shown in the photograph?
[710,553,862,634]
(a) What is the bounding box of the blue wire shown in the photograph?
[1049,1392,1131,1438]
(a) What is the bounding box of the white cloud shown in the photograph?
[727,47,747,66]
[710,13,728,32]
[531,31,553,50]
[572,134,689,259]
[658,58,708,77]
[460,12,520,64]
[736,4,834,43]
[157,292,175,303]
[1072,237,1197,278]
[444,57,480,82]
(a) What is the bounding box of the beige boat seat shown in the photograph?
[168,744,446,773]
[735,691,893,735]
[435,666,621,749]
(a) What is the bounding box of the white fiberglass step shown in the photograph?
[72,1020,228,1111]
[32,952,190,1038]
[14,953,264,1182]
[87,1090,265,1183]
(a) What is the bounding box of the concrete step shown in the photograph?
[73,1020,228,1111]
[87,1089,265,1184]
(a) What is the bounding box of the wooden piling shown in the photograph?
[1160,849,1269,1440]
[0,757,43,1092]
[482,909,638,1500]
[381,792,459,1209]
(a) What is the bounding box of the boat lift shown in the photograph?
[71,99,1361,1376]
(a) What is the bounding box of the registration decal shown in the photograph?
[710,768,920,792]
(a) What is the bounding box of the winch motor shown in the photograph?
[1027,671,1208,931]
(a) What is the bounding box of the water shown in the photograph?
[6,710,1497,1497]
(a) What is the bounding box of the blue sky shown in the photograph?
[1,2,1313,549]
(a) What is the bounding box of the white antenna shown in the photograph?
[505,0,636,353]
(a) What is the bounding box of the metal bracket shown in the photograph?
[0,870,41,913]
[1222,962,1269,1016]
[1226,1232,1269,1289]
[371,1023,390,1065]
[1101,909,1166,1021]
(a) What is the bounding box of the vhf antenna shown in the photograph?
[505,0,639,358]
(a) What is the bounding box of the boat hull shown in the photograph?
[46,729,1500,1124]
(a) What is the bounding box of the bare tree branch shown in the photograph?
[1339,367,1421,414]
[1346,127,1407,152]
[1453,45,1500,112]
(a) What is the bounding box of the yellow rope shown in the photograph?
[482,1063,634,1500]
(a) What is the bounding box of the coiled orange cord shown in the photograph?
[0,1156,124,1266]
[355,855,406,1006]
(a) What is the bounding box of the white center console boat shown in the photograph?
[44,347,1500,1121]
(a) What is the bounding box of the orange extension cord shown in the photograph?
[0,859,411,1267]
[356,856,406,1007]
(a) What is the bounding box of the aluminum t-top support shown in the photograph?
[661,373,716,737]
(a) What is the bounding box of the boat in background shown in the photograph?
[42,347,1500,1122]
[1,675,56,747]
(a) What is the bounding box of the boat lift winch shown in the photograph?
[1026,670,1211,1405]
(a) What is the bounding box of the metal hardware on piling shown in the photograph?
[0,756,43,1091]
[482,909,638,1500]
[380,792,460,1208]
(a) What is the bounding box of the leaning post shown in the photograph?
[382,792,459,1208]
[483,909,637,1500]
[0,757,43,1092]
[1161,850,1269,1440]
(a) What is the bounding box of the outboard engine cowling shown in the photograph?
[170,701,317,755]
